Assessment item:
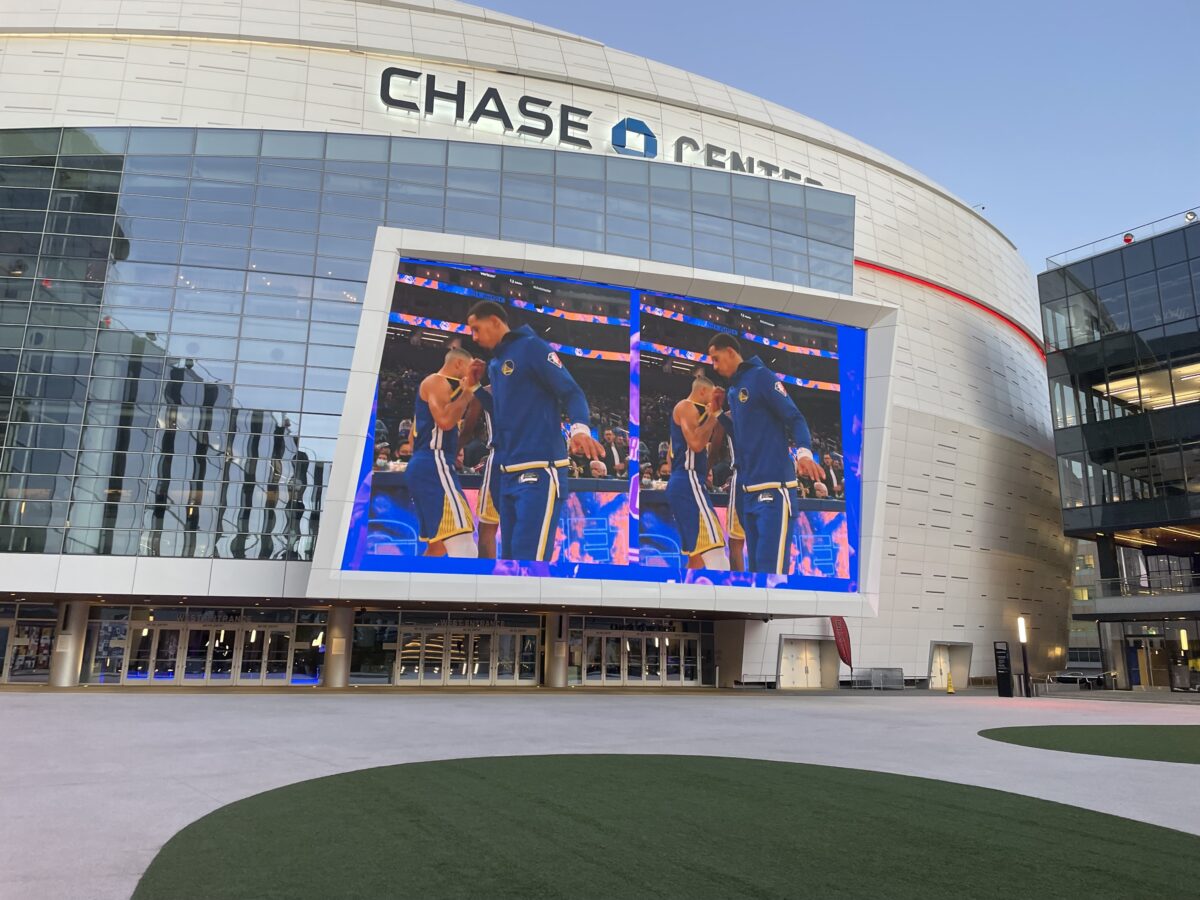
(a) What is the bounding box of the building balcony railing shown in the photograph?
[1045,206,1199,270]
[1089,573,1200,599]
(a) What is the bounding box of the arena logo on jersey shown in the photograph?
[378,68,822,184]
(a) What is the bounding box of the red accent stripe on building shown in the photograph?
[854,259,1046,361]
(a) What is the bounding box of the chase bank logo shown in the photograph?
[611,117,658,159]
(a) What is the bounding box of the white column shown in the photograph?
[322,605,354,689]
[49,600,91,688]
[544,613,568,688]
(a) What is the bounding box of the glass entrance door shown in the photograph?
[469,632,492,684]
[0,623,10,684]
[152,628,182,682]
[237,627,293,684]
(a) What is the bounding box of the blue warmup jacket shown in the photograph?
[724,355,812,491]
[487,324,590,469]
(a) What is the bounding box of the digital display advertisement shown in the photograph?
[340,259,864,591]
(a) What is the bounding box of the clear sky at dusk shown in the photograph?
[487,0,1199,275]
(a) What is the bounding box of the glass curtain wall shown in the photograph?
[0,126,855,560]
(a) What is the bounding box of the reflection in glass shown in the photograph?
[585,635,602,682]
[471,632,492,682]
[423,632,444,682]
[496,633,517,680]
[183,629,211,680]
[264,630,291,680]
[518,633,538,681]
[397,632,420,681]
[153,628,180,680]
[447,632,468,680]
[626,637,643,681]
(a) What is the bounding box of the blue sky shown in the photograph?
[487,0,1199,275]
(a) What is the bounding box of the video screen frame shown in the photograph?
[334,256,866,592]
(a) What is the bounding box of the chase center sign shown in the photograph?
[380,67,824,186]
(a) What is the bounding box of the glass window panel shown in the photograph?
[446,189,501,217]
[316,214,377,240]
[445,141,499,169]
[314,257,367,281]
[121,173,189,198]
[305,344,353,369]
[247,228,315,254]
[1095,281,1129,333]
[167,333,237,359]
[1158,262,1195,323]
[248,249,312,277]
[261,131,325,158]
[237,339,306,366]
[320,192,384,219]
[556,205,603,231]
[255,185,320,212]
[0,128,61,158]
[235,362,303,389]
[251,205,319,234]
[0,166,53,189]
[650,242,692,266]
[191,156,257,183]
[54,170,122,195]
[500,218,552,245]
[258,163,323,191]
[390,137,445,165]
[123,155,192,177]
[304,366,350,392]
[445,209,498,238]
[322,172,387,196]
[301,388,343,415]
[61,127,127,155]
[241,316,307,343]
[0,187,49,210]
[189,180,254,204]
[326,133,388,162]
[116,194,185,220]
[1126,273,1162,330]
[385,202,444,229]
[387,181,444,208]
[316,234,371,260]
[114,215,182,242]
[102,283,173,309]
[307,320,357,346]
[1152,231,1187,268]
[604,235,648,259]
[243,294,309,321]
[389,164,446,189]
[123,240,180,265]
[1,209,50,231]
[232,385,301,411]
[172,289,242,315]
[183,222,249,247]
[186,200,252,226]
[177,241,248,270]
[106,260,175,286]
[177,265,244,292]
[194,130,260,156]
[245,271,311,298]
[127,129,194,154]
[549,223,599,251]
[171,311,240,337]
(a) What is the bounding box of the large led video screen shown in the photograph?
[340,258,865,591]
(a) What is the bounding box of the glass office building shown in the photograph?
[1041,213,1200,691]
[0,0,1069,691]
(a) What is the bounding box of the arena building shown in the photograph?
[0,0,1071,690]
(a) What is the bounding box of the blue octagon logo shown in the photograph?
[611,117,658,159]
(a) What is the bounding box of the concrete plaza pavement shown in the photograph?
[2,689,1199,899]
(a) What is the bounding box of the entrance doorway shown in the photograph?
[123,623,298,685]
[928,642,972,690]
[0,604,57,685]
[581,631,700,686]
[390,627,540,686]
[778,639,827,689]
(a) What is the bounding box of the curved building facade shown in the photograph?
[0,0,1070,689]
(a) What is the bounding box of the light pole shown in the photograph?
[1018,616,1032,698]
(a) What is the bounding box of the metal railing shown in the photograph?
[1090,573,1200,599]
[1045,206,1199,270]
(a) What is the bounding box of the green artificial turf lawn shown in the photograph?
[133,755,1200,900]
[980,724,1200,765]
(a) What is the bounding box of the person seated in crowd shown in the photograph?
[600,428,627,478]
[589,459,608,478]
